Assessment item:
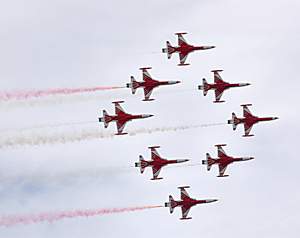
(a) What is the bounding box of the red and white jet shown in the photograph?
[228,104,278,137]
[198,70,250,103]
[98,101,153,135]
[126,67,180,101]
[164,186,218,220]
[202,144,254,177]
[135,146,189,180]
[162,32,215,66]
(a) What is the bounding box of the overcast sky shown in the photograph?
[0,0,299,237]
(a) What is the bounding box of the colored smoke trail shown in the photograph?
[0,91,129,111]
[0,123,226,148]
[0,205,162,227]
[0,86,125,101]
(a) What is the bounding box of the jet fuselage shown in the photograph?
[174,44,215,54]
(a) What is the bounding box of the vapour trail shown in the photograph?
[0,162,202,187]
[0,205,162,227]
[0,123,226,148]
[0,88,195,110]
[0,86,125,101]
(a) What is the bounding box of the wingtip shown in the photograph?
[139,67,152,70]
[148,145,160,149]
[177,185,190,189]
[175,32,188,35]
[214,144,227,147]
[240,103,252,107]
[112,100,125,104]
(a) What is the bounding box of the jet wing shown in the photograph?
[143,86,154,101]
[181,205,191,219]
[141,68,153,82]
[114,102,126,116]
[150,147,162,161]
[180,187,191,200]
[151,165,162,180]
[218,164,228,177]
[242,105,253,117]
[116,120,127,134]
[177,33,189,47]
[244,123,254,136]
[179,52,189,65]
[213,71,225,84]
[216,145,227,157]
[214,89,225,102]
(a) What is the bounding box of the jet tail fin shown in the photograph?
[228,112,238,130]
[126,76,139,94]
[198,78,209,96]
[134,155,147,174]
[164,195,176,214]
[202,153,216,171]
[162,41,175,59]
[99,110,111,128]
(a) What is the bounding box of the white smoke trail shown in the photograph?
[0,205,162,227]
[0,90,129,111]
[0,162,202,187]
[0,123,226,149]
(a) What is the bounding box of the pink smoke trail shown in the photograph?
[0,86,125,101]
[0,205,162,227]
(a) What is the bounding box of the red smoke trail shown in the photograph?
[0,86,125,101]
[0,205,162,227]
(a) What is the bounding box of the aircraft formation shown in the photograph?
[98,32,278,220]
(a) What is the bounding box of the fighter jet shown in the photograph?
[228,104,278,137]
[164,186,218,220]
[162,32,215,66]
[202,144,254,177]
[126,67,180,101]
[98,101,153,135]
[135,146,189,180]
[198,70,250,103]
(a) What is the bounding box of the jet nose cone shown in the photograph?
[143,114,153,118]
[243,157,255,161]
[211,46,216,49]
[168,80,181,85]
[239,83,251,87]
[206,199,218,203]
[273,117,279,120]
[177,159,189,163]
